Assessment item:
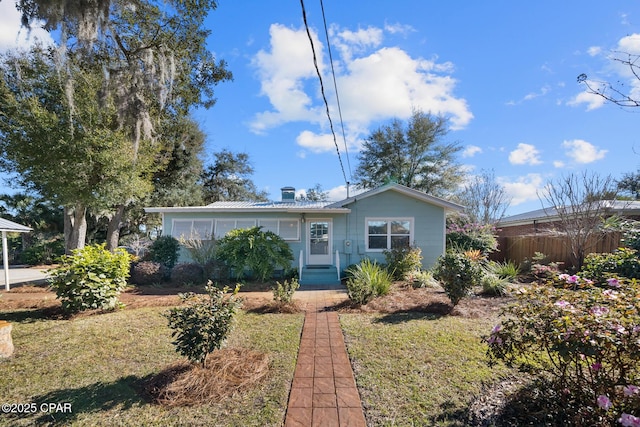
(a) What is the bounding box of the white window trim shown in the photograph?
[365,217,414,252]
[258,218,300,241]
[171,219,214,240]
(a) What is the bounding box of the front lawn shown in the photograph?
[341,311,512,426]
[0,307,303,427]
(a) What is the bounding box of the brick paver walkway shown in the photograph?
[284,289,367,427]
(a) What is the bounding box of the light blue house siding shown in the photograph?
[338,190,446,269]
[147,183,462,279]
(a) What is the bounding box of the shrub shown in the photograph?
[486,279,640,426]
[170,263,206,286]
[49,244,131,313]
[446,215,498,255]
[272,278,300,304]
[216,227,293,282]
[580,248,640,283]
[21,238,65,265]
[130,261,167,285]
[345,258,392,305]
[149,236,181,269]
[383,246,423,280]
[433,251,483,306]
[165,283,242,367]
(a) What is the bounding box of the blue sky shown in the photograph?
[1,1,640,216]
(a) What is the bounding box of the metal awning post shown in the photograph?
[2,231,9,291]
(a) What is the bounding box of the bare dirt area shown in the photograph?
[0,280,515,318]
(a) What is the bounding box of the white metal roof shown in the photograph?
[498,200,640,226]
[0,217,32,233]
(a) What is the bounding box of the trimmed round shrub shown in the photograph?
[49,244,131,313]
[149,236,181,269]
[170,262,206,286]
[130,261,167,286]
[433,251,483,306]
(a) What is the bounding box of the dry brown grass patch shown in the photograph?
[148,348,270,407]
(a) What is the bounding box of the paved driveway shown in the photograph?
[1,266,50,287]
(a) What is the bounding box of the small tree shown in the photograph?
[165,283,241,367]
[149,236,181,269]
[216,227,293,282]
[538,171,619,271]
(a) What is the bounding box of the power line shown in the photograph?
[319,0,352,181]
[299,0,349,186]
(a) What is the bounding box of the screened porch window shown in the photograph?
[366,218,413,251]
[172,219,214,240]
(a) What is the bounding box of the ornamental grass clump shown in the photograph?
[485,277,640,426]
[49,244,131,313]
[345,258,392,305]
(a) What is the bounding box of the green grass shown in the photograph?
[0,307,304,426]
[340,312,513,426]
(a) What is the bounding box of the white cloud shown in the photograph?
[562,139,607,164]
[326,184,366,201]
[296,130,337,153]
[499,174,544,206]
[250,23,473,137]
[553,160,565,168]
[567,89,606,110]
[587,46,602,56]
[462,145,482,158]
[383,22,415,36]
[0,0,53,52]
[509,143,542,165]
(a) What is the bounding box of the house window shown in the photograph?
[214,219,257,239]
[172,219,214,240]
[258,219,300,241]
[366,218,413,251]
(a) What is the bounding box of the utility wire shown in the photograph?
[299,0,349,186]
[319,0,352,181]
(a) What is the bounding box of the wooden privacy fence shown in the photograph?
[492,231,623,269]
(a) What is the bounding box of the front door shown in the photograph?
[307,220,332,265]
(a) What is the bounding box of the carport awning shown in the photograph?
[0,217,33,233]
[1,217,33,291]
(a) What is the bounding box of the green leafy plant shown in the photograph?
[486,260,520,281]
[149,235,181,269]
[49,244,131,313]
[21,238,65,265]
[404,269,438,288]
[216,227,293,282]
[480,273,509,296]
[383,245,423,280]
[433,251,483,306]
[580,247,640,283]
[272,278,300,304]
[165,282,242,367]
[485,278,640,425]
[345,258,392,305]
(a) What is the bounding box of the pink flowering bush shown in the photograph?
[485,278,640,425]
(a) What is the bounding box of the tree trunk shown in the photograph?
[106,204,125,252]
[64,204,87,254]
